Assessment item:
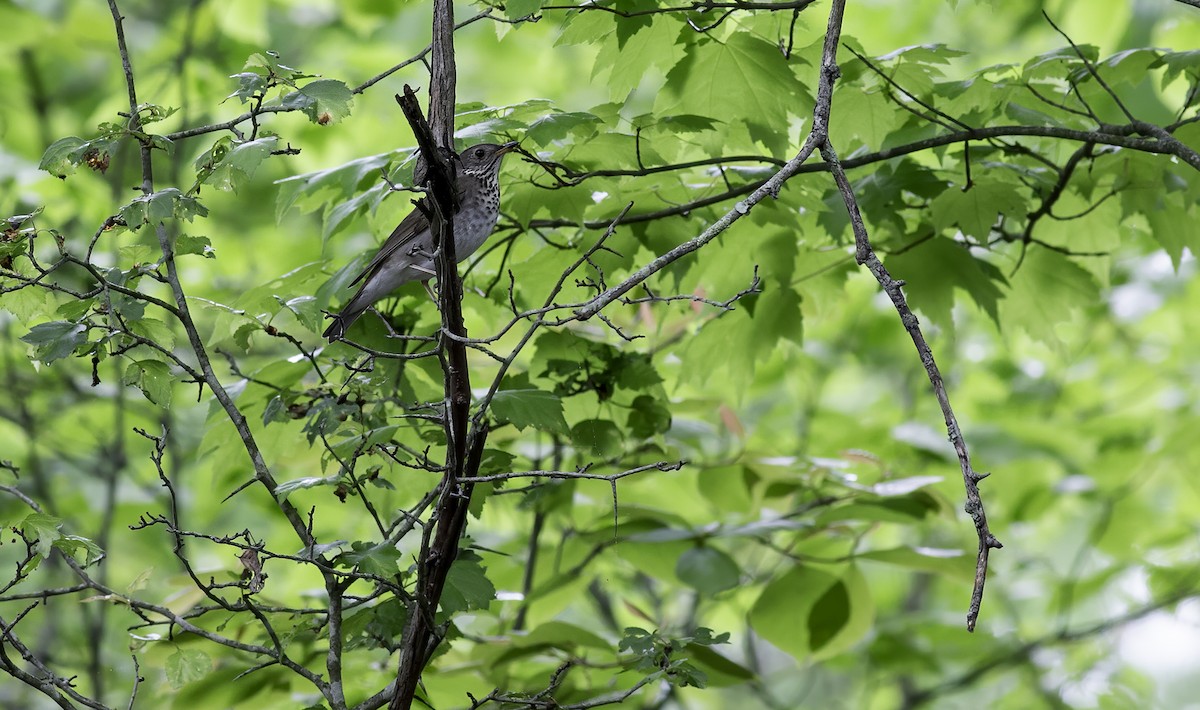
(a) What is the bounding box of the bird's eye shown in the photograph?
[474,148,485,158]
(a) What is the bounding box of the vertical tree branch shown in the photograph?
[428,0,457,150]
[390,0,483,705]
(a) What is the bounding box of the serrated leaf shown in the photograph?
[628,395,671,439]
[227,70,267,103]
[122,360,174,407]
[281,79,353,124]
[525,111,602,146]
[490,388,569,434]
[120,188,209,228]
[339,541,402,576]
[441,551,495,614]
[128,318,176,350]
[196,136,278,192]
[886,235,1007,328]
[39,137,86,178]
[571,418,624,458]
[663,33,810,141]
[21,321,87,363]
[931,181,1026,239]
[597,15,684,99]
[749,285,803,359]
[20,513,64,559]
[277,294,322,332]
[505,0,542,19]
[52,535,104,566]
[1001,248,1099,343]
[165,648,212,689]
[174,234,214,259]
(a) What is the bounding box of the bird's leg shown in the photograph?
[422,280,438,302]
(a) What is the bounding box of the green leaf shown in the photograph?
[339,541,402,577]
[275,475,341,499]
[931,180,1026,240]
[122,360,174,407]
[227,70,267,103]
[174,234,215,259]
[886,235,1007,328]
[492,620,614,665]
[275,151,396,231]
[441,550,495,614]
[749,285,803,358]
[490,388,569,434]
[38,136,86,178]
[52,535,104,566]
[596,15,684,99]
[277,294,323,332]
[165,648,212,689]
[684,643,756,686]
[281,79,354,124]
[830,89,900,149]
[570,418,624,458]
[354,598,408,651]
[20,321,87,364]
[817,493,943,525]
[676,546,740,594]
[56,299,95,321]
[627,394,672,438]
[20,513,64,559]
[614,354,663,390]
[525,111,602,146]
[128,318,176,350]
[120,188,208,228]
[749,564,874,660]
[1000,248,1099,343]
[195,136,278,192]
[1146,194,1199,270]
[662,33,810,144]
[505,0,543,19]
[807,579,850,652]
[856,546,972,580]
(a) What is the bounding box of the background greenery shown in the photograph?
[2,0,1200,708]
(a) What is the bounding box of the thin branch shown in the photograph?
[813,0,1000,630]
[106,0,321,592]
[459,460,685,484]
[536,0,817,20]
[523,122,1193,232]
[1042,11,1137,124]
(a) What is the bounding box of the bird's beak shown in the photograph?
[498,141,520,155]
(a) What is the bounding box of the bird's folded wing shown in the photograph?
[348,200,431,287]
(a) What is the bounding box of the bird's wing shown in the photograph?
[347,199,432,288]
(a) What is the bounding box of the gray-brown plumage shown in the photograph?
[323,141,517,341]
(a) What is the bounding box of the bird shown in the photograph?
[323,141,518,341]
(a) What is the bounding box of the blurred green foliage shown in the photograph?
[2,0,1200,708]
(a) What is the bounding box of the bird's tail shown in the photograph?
[323,298,367,342]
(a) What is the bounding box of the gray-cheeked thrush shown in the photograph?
[323,141,518,341]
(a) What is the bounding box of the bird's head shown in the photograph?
[459,141,519,177]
